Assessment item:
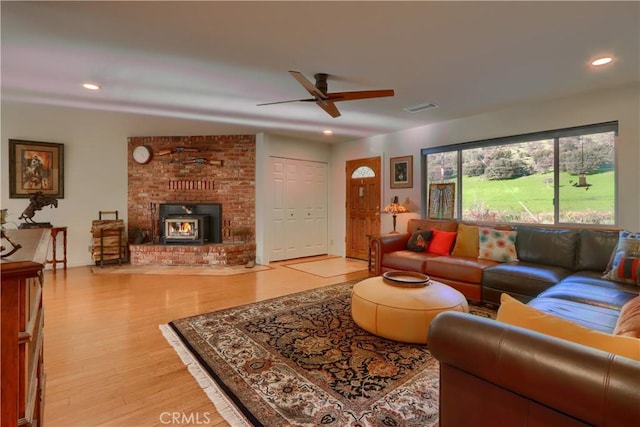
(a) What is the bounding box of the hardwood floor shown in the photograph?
[43,257,370,426]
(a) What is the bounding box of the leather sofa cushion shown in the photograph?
[482,262,571,298]
[381,250,431,273]
[426,256,497,284]
[483,287,533,305]
[407,218,458,234]
[515,226,579,270]
[538,272,639,310]
[614,296,640,338]
[576,229,619,272]
[498,294,640,360]
[527,297,620,333]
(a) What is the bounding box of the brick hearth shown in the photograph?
[129,243,255,266]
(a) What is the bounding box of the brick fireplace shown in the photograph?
[127,135,255,266]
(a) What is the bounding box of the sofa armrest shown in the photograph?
[370,232,410,275]
[428,311,640,427]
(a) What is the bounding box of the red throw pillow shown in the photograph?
[427,228,458,255]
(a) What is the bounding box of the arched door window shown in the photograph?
[351,166,375,178]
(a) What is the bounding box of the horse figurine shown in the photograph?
[1,208,21,258]
[19,191,59,223]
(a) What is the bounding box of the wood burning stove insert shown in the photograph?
[159,203,222,244]
[163,215,209,244]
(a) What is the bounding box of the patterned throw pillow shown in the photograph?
[603,231,640,285]
[478,227,518,262]
[605,230,640,272]
[406,229,432,252]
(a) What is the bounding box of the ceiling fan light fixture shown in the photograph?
[403,102,439,113]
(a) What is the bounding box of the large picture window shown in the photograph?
[422,121,617,225]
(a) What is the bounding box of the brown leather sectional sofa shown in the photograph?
[371,218,627,306]
[428,311,640,426]
[371,218,640,425]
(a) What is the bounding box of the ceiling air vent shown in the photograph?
[403,102,439,113]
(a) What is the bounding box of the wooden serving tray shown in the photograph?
[382,271,431,287]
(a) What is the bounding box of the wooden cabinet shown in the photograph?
[1,229,49,427]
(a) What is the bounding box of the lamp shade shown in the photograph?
[382,198,408,233]
[382,202,408,215]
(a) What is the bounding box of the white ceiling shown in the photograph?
[2,1,638,143]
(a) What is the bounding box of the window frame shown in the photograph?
[421,121,619,225]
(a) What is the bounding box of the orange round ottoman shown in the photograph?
[351,276,468,344]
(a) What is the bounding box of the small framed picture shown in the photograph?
[9,139,64,198]
[390,155,412,189]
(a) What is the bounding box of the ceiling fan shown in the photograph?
[257,71,394,118]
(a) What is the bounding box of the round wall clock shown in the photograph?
[132,145,152,164]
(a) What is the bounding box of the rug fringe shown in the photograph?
[159,324,252,427]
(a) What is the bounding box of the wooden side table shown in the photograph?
[366,234,375,273]
[47,226,67,270]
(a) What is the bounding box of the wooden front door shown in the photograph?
[346,157,381,260]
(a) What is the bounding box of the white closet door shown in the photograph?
[303,162,328,257]
[269,158,287,261]
[285,159,301,259]
[269,157,328,261]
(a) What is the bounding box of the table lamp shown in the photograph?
[382,196,408,233]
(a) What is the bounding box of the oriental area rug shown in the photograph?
[161,281,495,427]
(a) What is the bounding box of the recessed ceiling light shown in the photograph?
[83,82,101,90]
[323,130,333,135]
[591,56,613,67]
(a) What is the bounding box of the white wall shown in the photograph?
[3,83,638,266]
[330,83,640,256]
[1,103,130,267]
[0,102,269,267]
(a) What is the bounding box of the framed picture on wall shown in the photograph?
[428,183,456,219]
[390,155,412,189]
[9,139,64,198]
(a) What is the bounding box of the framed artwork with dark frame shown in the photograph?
[390,155,413,189]
[9,139,64,198]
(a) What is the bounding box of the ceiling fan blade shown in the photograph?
[289,70,327,100]
[326,89,395,102]
[259,71,393,118]
[257,97,315,106]
[316,101,341,118]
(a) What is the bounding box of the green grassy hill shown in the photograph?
[459,171,614,223]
